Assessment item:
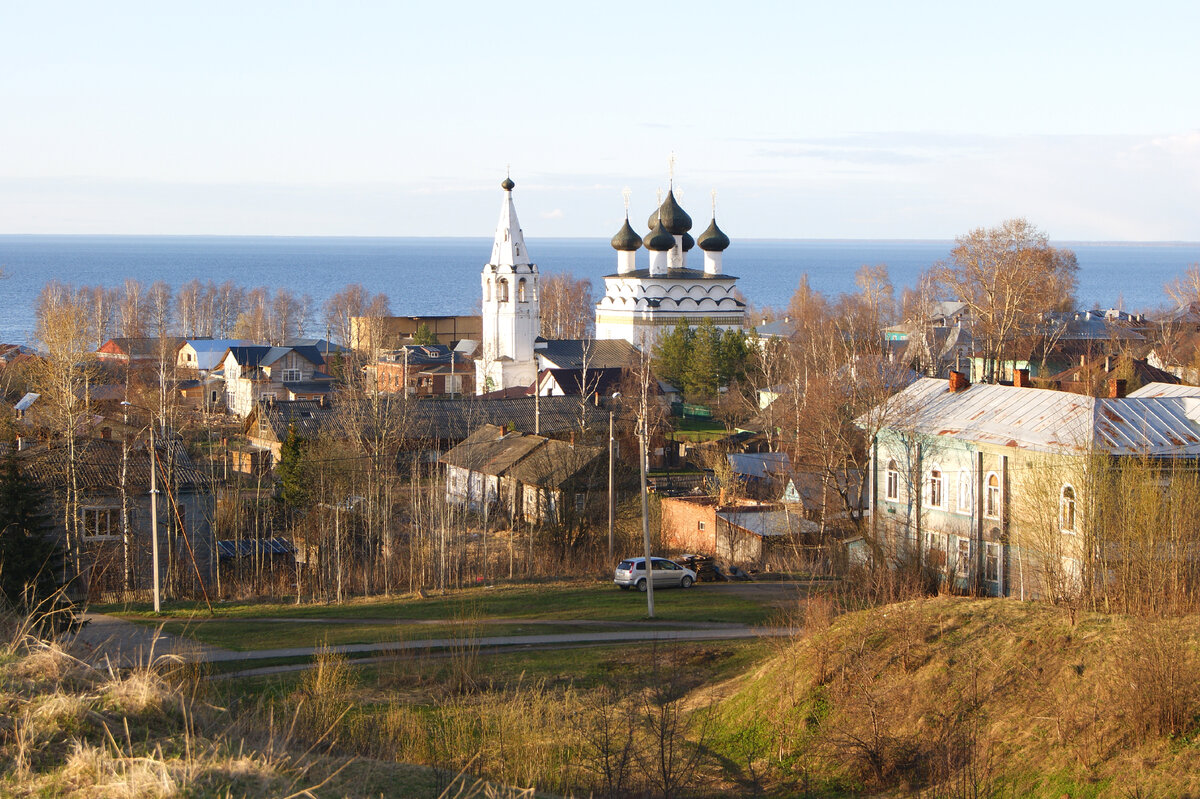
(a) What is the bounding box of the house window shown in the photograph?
[81,507,123,542]
[575,493,586,512]
[985,541,1001,584]
[281,369,301,383]
[1061,485,1077,532]
[985,473,1001,518]
[954,536,972,580]
[885,460,899,501]
[697,520,707,531]
[929,466,944,509]
[957,470,973,514]
[925,531,946,569]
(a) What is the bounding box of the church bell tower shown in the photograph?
[477,175,540,394]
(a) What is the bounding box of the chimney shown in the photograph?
[948,371,970,393]
[1014,368,1030,388]
[1108,378,1127,398]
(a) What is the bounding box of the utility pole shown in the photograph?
[607,410,615,562]
[639,412,654,618]
[149,422,161,614]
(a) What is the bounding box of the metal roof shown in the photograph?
[1126,382,1200,399]
[878,377,1200,456]
[14,392,39,412]
[717,508,819,538]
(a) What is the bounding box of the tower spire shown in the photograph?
[490,175,530,266]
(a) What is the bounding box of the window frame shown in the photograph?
[1060,484,1077,533]
[928,464,945,509]
[984,472,1001,519]
[885,459,899,501]
[957,470,973,514]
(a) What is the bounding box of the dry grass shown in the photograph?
[715,596,1200,798]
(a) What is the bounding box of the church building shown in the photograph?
[476,176,541,395]
[594,186,745,346]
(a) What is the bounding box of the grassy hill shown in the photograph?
[711,596,1200,798]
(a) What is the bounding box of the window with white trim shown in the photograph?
[985,473,1001,518]
[985,541,1001,584]
[281,368,301,383]
[957,470,973,513]
[81,507,123,542]
[1060,484,1077,532]
[954,536,972,580]
[929,466,944,509]
[885,460,899,501]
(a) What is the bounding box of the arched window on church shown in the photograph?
[518,278,527,303]
[485,278,491,302]
[498,278,509,302]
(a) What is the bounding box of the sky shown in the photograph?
[1,1,1198,240]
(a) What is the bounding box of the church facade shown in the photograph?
[476,176,540,395]
[594,188,745,347]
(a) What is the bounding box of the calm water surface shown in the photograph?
[1,235,1198,345]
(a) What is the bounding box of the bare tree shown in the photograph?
[540,273,595,339]
[932,219,1078,383]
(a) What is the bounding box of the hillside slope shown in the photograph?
[715,597,1200,798]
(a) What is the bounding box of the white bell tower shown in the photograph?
[477,175,540,394]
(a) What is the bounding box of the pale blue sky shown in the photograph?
[2,1,1198,239]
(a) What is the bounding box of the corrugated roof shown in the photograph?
[1127,382,1200,399]
[878,377,1200,456]
[717,508,818,537]
[440,424,604,487]
[728,452,791,479]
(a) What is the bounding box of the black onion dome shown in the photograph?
[643,220,675,251]
[697,218,730,252]
[646,208,659,230]
[681,232,695,252]
[611,218,642,251]
[657,190,692,234]
[501,176,515,191]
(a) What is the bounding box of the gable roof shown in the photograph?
[224,345,326,371]
[440,423,604,487]
[540,367,626,397]
[876,377,1200,456]
[535,339,641,370]
[12,437,207,493]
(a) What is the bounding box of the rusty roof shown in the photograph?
[878,377,1200,456]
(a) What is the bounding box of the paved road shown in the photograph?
[74,612,227,667]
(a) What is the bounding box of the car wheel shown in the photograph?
[636,579,647,592]
[680,575,694,589]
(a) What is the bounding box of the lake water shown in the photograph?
[1,235,1198,345]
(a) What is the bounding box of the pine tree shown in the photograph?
[277,425,310,512]
[0,444,60,610]
[412,322,439,346]
[652,320,694,390]
[717,327,750,386]
[684,318,722,400]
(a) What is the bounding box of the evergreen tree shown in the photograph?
[277,425,311,512]
[652,320,694,390]
[684,318,722,400]
[412,322,439,346]
[0,444,60,610]
[717,327,750,386]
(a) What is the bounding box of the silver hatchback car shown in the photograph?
[614,557,697,591]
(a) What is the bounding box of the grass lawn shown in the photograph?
[95,580,774,626]
[222,638,774,696]
[668,417,729,443]
[137,618,691,651]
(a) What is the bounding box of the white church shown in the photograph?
[475,176,745,395]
